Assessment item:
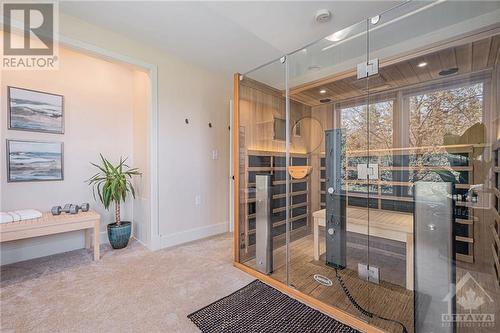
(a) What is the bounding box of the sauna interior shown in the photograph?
[235,2,500,332]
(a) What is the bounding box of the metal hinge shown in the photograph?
[357,58,379,79]
[358,263,380,284]
[357,163,379,180]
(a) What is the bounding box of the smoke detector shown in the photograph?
[315,9,331,23]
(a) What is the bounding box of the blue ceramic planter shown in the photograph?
[107,221,131,249]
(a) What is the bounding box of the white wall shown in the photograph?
[1,12,232,262]
[1,46,150,264]
[58,13,232,249]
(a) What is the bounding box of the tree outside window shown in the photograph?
[340,100,393,152]
[409,83,483,148]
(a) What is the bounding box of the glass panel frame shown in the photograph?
[235,1,500,332]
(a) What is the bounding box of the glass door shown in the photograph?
[286,18,373,323]
[236,58,289,283]
[235,2,500,332]
[367,1,500,332]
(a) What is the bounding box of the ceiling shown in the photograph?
[245,1,500,90]
[292,34,500,106]
[59,1,400,75]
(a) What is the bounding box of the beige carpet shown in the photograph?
[0,233,254,333]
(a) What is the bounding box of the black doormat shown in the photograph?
[187,280,360,333]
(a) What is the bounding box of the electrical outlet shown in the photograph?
[212,149,219,160]
[195,195,201,206]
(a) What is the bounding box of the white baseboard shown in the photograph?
[159,222,228,249]
[131,235,147,247]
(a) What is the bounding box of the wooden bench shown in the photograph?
[313,207,413,290]
[0,211,101,261]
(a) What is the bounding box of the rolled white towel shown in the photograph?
[13,209,42,220]
[0,212,14,224]
[0,209,42,223]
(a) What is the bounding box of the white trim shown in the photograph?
[58,36,153,71]
[149,67,161,251]
[56,35,161,252]
[229,99,234,233]
[160,222,229,249]
[131,235,147,248]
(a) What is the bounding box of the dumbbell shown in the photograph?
[70,203,90,214]
[69,205,80,214]
[68,203,91,214]
[80,203,90,212]
[62,203,72,213]
[51,206,62,215]
[54,203,76,214]
[51,203,91,215]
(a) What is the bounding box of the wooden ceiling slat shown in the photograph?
[381,65,407,88]
[378,72,394,89]
[329,79,356,100]
[438,47,457,72]
[455,43,473,74]
[425,52,444,80]
[408,56,433,82]
[472,37,492,71]
[324,82,346,96]
[291,34,499,106]
[302,90,325,104]
[487,35,500,67]
[395,61,421,86]
[393,65,412,86]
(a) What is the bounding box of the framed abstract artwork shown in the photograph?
[8,86,64,134]
[7,140,64,182]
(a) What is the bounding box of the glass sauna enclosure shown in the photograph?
[235,1,500,332]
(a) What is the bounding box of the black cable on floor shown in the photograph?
[334,268,408,333]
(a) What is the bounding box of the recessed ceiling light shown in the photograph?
[319,89,326,94]
[417,61,428,68]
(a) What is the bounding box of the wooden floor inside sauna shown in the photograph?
[247,233,413,333]
[245,230,500,333]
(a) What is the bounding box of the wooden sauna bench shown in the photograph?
[313,207,413,289]
[0,211,101,261]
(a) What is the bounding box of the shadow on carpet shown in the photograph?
[188,280,359,333]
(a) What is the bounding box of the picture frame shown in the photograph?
[6,139,64,182]
[8,86,64,134]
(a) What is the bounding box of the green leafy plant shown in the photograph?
[87,154,141,226]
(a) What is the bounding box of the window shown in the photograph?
[340,100,393,152]
[409,83,483,147]
[340,100,393,195]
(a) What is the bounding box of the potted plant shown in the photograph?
[87,154,141,249]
